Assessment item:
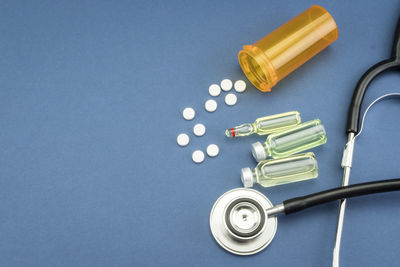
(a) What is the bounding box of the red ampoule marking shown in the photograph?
[230,128,235,137]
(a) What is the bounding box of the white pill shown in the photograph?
[192,150,205,163]
[209,84,221,96]
[182,107,195,120]
[205,99,218,112]
[234,80,247,93]
[220,79,233,91]
[206,144,219,157]
[193,123,206,136]
[176,133,189,147]
[225,93,237,106]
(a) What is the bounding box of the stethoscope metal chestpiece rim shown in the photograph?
[209,188,277,255]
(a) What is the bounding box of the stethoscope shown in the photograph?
[210,179,400,255]
[333,15,400,267]
[210,16,400,262]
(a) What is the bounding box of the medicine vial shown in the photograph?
[241,152,318,188]
[225,111,301,138]
[251,119,327,162]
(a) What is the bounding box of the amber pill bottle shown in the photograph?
[238,5,338,92]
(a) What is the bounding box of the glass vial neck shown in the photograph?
[263,142,274,156]
[252,141,275,162]
[225,123,255,138]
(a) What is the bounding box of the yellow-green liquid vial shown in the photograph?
[225,111,301,138]
[252,119,327,162]
[241,152,318,188]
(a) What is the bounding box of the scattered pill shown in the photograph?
[192,150,205,163]
[220,79,233,91]
[209,84,221,96]
[205,99,218,112]
[206,144,219,157]
[182,107,195,120]
[225,93,237,106]
[193,123,206,136]
[177,133,190,147]
[234,80,247,93]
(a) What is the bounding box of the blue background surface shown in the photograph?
[1,1,400,266]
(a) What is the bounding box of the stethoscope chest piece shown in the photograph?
[210,188,277,255]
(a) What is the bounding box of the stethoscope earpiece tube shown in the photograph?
[346,16,400,134]
[338,16,400,266]
[391,16,400,59]
[282,178,400,215]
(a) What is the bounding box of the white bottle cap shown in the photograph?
[220,79,233,91]
[208,84,221,96]
[241,167,254,187]
[251,142,267,162]
[204,99,217,112]
[193,123,206,136]
[182,107,195,120]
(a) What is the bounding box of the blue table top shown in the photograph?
[1,1,400,266]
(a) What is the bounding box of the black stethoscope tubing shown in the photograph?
[280,178,400,215]
[347,17,400,134]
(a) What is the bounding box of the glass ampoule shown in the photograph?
[225,111,301,138]
[241,152,318,188]
[251,119,327,162]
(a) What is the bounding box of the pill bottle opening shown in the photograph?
[238,48,273,92]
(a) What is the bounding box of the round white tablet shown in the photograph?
[192,150,205,163]
[220,79,233,91]
[193,123,206,136]
[206,144,219,157]
[209,84,221,96]
[176,133,189,147]
[205,99,218,112]
[234,80,247,93]
[182,107,195,120]
[225,93,237,106]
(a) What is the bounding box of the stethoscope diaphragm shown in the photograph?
[209,188,277,255]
